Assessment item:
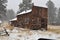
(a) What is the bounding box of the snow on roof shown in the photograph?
[10,18,17,21]
[35,5,48,8]
[34,4,48,8]
[17,5,47,16]
[17,9,32,15]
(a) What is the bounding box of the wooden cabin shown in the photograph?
[17,6,48,30]
[10,6,48,30]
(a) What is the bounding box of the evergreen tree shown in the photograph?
[17,0,33,13]
[57,8,60,23]
[46,0,56,24]
[0,0,7,21]
[6,9,16,21]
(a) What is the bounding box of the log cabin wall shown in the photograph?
[10,20,18,27]
[29,6,48,30]
[41,8,48,30]
[17,12,32,28]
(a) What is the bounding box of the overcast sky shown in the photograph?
[7,0,60,13]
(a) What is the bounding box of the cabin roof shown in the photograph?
[17,5,47,16]
[17,9,32,15]
[10,18,17,21]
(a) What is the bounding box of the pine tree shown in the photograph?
[6,9,16,21]
[0,0,7,21]
[18,0,33,13]
[46,0,56,24]
[57,8,60,23]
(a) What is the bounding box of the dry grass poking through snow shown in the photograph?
[48,25,60,34]
[0,23,60,40]
[1,21,14,30]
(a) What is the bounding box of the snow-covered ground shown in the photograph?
[0,27,60,40]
